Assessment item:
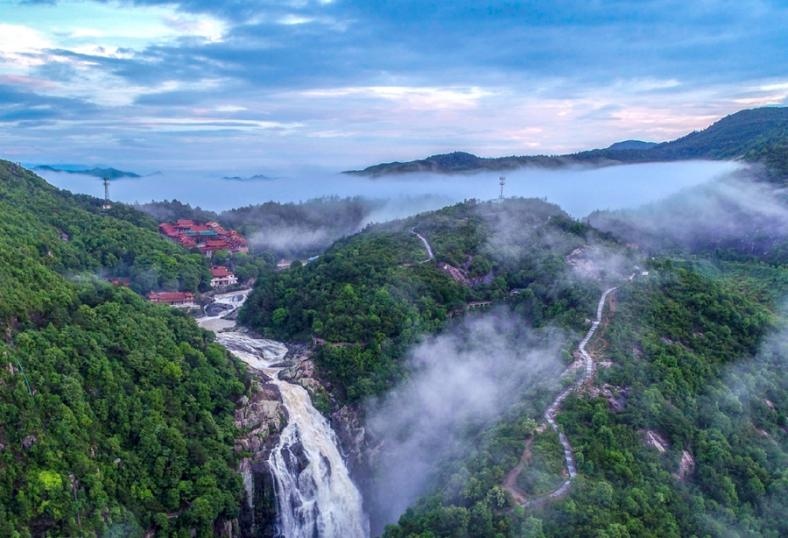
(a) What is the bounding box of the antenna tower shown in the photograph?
[499,176,506,200]
[102,178,112,210]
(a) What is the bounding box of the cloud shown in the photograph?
[363,313,567,532]
[588,169,788,260]
[1,1,787,167]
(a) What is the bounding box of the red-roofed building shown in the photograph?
[180,235,197,248]
[147,291,195,305]
[210,266,238,288]
[158,219,249,255]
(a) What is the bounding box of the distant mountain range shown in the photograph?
[345,107,788,178]
[33,164,140,179]
[221,173,275,181]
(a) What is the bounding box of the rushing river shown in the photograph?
[198,291,369,538]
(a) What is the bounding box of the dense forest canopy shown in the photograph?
[384,260,786,537]
[239,198,624,401]
[1,126,785,538]
[0,161,248,537]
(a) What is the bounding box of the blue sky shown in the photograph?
[0,0,786,171]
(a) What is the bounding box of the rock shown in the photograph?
[282,439,310,474]
[644,430,668,453]
[331,404,368,475]
[22,434,37,450]
[674,450,695,480]
[234,375,288,538]
[234,380,287,454]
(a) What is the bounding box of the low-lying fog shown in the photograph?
[39,160,741,219]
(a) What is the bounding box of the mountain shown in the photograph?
[34,164,141,179]
[221,173,275,181]
[605,140,658,151]
[344,151,571,176]
[346,107,788,178]
[0,162,247,536]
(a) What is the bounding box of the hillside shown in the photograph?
[346,107,788,179]
[0,162,248,536]
[239,189,787,536]
[386,260,786,537]
[240,197,627,401]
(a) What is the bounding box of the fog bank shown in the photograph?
[39,160,741,219]
[363,313,567,532]
[588,170,788,261]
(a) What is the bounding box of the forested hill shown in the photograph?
[345,106,788,179]
[239,197,628,401]
[240,191,786,537]
[0,161,248,536]
[0,162,210,312]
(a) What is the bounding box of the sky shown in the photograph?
[0,0,786,172]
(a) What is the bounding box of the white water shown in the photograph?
[198,292,369,538]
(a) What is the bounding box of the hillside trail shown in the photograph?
[411,229,435,261]
[503,283,621,507]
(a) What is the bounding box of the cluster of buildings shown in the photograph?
[144,220,247,307]
[158,219,249,256]
[144,266,239,307]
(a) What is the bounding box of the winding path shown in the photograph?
[411,229,435,262]
[505,284,619,506]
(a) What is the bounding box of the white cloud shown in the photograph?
[0,23,52,69]
[278,14,316,25]
[215,104,248,113]
[301,85,495,110]
[0,23,52,53]
[163,15,226,43]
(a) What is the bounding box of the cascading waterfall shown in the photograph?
[200,293,369,538]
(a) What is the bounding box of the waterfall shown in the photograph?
[200,293,369,538]
[268,381,369,538]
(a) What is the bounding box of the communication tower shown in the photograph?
[102,178,112,210]
[499,176,506,200]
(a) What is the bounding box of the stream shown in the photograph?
[198,291,369,538]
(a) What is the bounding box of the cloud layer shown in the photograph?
[1,1,787,168]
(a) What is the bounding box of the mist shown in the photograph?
[38,160,740,219]
[363,313,567,533]
[588,169,788,261]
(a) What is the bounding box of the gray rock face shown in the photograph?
[235,376,288,454]
[234,372,287,538]
[278,354,323,393]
